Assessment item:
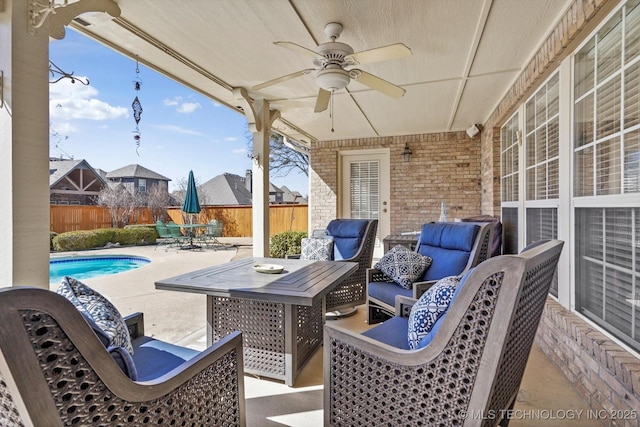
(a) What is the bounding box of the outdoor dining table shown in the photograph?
[173,223,208,249]
[155,256,358,386]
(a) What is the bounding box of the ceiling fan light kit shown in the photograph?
[252,21,412,119]
[316,67,350,91]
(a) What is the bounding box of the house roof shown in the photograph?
[280,185,307,204]
[198,173,253,206]
[105,164,171,181]
[49,159,108,188]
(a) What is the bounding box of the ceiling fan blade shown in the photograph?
[346,43,412,65]
[252,69,314,90]
[314,88,331,113]
[352,70,406,98]
[274,41,321,59]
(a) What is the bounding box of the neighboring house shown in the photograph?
[197,172,253,206]
[279,185,307,204]
[49,158,108,205]
[197,170,306,205]
[105,164,171,195]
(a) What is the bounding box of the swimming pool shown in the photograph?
[50,255,151,284]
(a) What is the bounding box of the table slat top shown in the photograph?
[155,257,358,306]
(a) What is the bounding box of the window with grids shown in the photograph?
[501,113,520,254]
[349,161,379,220]
[524,73,560,295]
[574,1,640,197]
[501,113,520,203]
[574,0,640,351]
[526,73,559,200]
[576,208,640,351]
[526,208,559,296]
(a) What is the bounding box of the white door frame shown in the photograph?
[339,148,390,260]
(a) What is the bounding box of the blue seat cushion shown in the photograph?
[326,219,369,260]
[108,346,138,380]
[132,336,200,381]
[416,223,479,281]
[368,280,413,307]
[362,316,410,349]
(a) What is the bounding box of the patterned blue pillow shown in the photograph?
[407,275,461,349]
[374,245,432,289]
[57,276,134,354]
[301,237,334,261]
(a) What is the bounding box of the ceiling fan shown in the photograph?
[252,22,412,113]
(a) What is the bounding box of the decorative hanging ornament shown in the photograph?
[131,56,143,155]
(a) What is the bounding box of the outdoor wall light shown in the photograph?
[402,143,412,162]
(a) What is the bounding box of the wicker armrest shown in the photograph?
[412,279,437,299]
[285,254,301,259]
[394,296,418,318]
[124,312,144,339]
[366,268,389,283]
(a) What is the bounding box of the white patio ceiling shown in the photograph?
[69,0,571,146]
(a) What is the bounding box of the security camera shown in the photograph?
[466,124,481,139]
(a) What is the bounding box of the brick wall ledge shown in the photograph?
[536,297,640,421]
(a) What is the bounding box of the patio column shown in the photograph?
[0,0,50,288]
[234,89,280,256]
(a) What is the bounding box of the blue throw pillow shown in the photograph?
[56,276,134,354]
[374,245,432,289]
[407,275,461,349]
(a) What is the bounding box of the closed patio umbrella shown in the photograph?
[182,170,201,216]
[181,170,202,249]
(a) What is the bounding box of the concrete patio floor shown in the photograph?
[49,239,602,426]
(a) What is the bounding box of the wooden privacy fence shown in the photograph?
[51,204,308,237]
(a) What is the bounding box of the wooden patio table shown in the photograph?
[155,256,358,386]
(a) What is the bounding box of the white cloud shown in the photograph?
[49,79,128,120]
[152,124,205,136]
[163,97,181,106]
[164,97,201,114]
[224,136,239,142]
[50,122,77,135]
[177,102,201,114]
[232,148,247,155]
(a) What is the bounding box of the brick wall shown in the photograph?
[537,299,640,426]
[310,132,481,232]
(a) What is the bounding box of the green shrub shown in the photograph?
[52,227,157,251]
[49,231,58,251]
[269,231,307,258]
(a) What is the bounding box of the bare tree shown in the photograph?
[97,183,141,227]
[146,183,169,221]
[172,175,207,206]
[247,130,309,178]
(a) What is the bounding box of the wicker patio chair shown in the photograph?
[367,221,493,324]
[0,287,245,426]
[325,239,563,427]
[289,219,378,318]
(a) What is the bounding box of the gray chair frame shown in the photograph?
[0,287,246,426]
[324,239,563,426]
[366,221,493,323]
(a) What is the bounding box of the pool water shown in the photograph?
[50,255,151,284]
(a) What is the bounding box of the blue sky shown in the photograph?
[48,29,308,195]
